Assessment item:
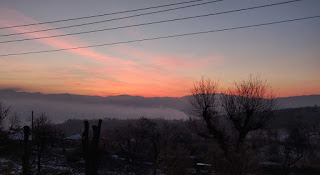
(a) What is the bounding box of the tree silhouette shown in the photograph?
[0,101,10,131]
[188,76,228,154]
[33,113,54,174]
[221,75,276,149]
[136,117,160,175]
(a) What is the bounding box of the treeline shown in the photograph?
[62,111,320,174]
[0,107,320,174]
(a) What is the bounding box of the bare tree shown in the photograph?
[188,76,275,175]
[280,117,314,174]
[8,112,21,130]
[0,101,10,131]
[221,75,276,149]
[33,113,54,174]
[136,117,160,175]
[188,77,228,153]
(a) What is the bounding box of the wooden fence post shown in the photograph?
[82,120,90,175]
[22,126,31,175]
[91,119,102,175]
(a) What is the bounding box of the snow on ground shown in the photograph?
[64,134,82,140]
[0,157,9,163]
[7,130,32,140]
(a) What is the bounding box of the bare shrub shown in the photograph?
[0,101,10,131]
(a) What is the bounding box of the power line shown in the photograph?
[0,0,212,30]
[0,0,222,37]
[1,15,318,57]
[0,0,223,37]
[0,0,303,44]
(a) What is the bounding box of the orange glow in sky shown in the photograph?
[0,4,319,97]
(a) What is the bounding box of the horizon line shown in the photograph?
[0,88,319,99]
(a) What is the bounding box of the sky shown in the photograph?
[0,0,319,97]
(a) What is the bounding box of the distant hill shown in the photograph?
[0,89,185,108]
[0,89,319,123]
[277,95,320,108]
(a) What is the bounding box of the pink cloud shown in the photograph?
[112,45,223,70]
[0,6,211,97]
[0,6,137,66]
